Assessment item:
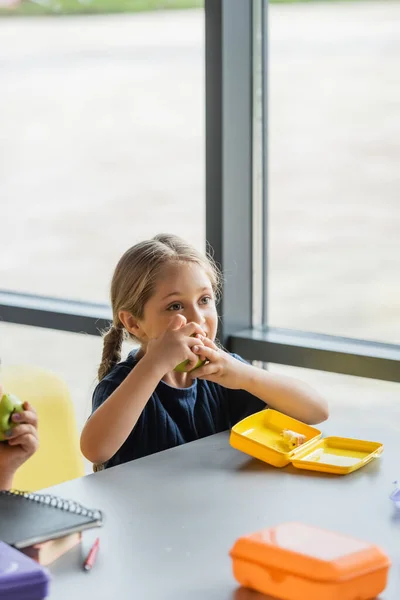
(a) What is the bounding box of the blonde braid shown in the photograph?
[98,325,124,381]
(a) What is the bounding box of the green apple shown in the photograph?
[0,393,24,442]
[174,333,206,373]
[174,357,205,373]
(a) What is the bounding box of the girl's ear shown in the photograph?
[119,311,143,338]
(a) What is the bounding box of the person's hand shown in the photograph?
[189,337,247,389]
[0,402,39,487]
[145,315,206,374]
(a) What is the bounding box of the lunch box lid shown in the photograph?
[230,522,390,583]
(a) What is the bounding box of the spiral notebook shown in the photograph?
[0,490,103,549]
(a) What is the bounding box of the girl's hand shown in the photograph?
[0,402,39,481]
[192,341,329,424]
[145,315,206,374]
[190,338,246,389]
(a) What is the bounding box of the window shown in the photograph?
[206,0,399,384]
[269,364,400,433]
[1,0,399,397]
[268,1,400,344]
[0,322,101,449]
[0,3,205,303]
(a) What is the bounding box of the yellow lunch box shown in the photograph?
[230,409,383,475]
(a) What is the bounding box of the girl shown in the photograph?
[0,381,39,490]
[81,234,328,468]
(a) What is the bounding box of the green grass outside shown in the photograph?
[0,0,362,18]
[0,0,203,17]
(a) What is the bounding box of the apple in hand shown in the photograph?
[174,357,205,373]
[0,393,24,442]
[174,333,206,373]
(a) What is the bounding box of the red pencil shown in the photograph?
[83,537,100,572]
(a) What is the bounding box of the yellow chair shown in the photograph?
[1,365,85,491]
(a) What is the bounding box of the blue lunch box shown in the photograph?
[0,541,50,600]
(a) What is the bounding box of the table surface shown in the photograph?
[45,417,400,600]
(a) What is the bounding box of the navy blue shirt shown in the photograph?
[92,351,266,469]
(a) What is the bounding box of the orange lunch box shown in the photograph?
[230,522,391,600]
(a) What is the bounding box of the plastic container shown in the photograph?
[230,409,383,475]
[0,542,50,600]
[389,482,400,509]
[230,522,391,600]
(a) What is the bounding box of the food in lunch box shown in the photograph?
[281,429,306,449]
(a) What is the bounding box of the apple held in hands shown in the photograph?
[174,333,206,373]
[174,357,205,373]
[0,393,24,442]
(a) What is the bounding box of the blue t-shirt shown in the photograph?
[92,350,266,469]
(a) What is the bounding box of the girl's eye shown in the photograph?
[167,303,183,311]
[200,296,212,305]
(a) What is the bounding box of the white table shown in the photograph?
[46,418,400,599]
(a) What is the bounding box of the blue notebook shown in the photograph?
[0,490,103,549]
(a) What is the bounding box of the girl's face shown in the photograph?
[134,261,218,344]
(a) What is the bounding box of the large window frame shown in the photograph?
[1,0,399,385]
